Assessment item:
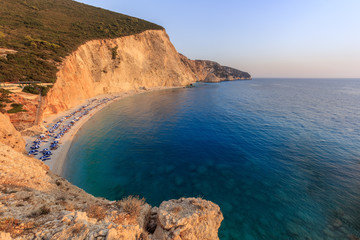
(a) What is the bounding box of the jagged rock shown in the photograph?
[105,225,141,240]
[74,211,97,225]
[51,222,90,240]
[152,198,223,240]
[146,207,159,234]
[204,73,221,83]
[0,113,25,152]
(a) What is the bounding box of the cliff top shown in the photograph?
[0,0,163,83]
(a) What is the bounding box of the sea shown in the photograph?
[63,78,360,239]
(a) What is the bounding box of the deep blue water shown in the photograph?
[63,78,360,239]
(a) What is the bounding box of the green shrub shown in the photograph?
[116,195,145,216]
[111,46,118,59]
[22,85,39,95]
[0,88,11,95]
[0,102,5,112]
[7,103,26,113]
[40,86,51,96]
[0,88,12,103]
[10,103,22,107]
[22,84,51,96]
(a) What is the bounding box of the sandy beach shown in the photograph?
[25,86,180,175]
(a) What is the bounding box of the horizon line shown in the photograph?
[252,77,360,79]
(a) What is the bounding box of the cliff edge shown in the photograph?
[43,30,197,117]
[0,137,223,239]
[0,113,25,153]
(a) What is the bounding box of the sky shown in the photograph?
[77,0,360,78]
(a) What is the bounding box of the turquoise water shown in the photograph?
[64,78,360,239]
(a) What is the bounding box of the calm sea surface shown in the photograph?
[63,78,360,239]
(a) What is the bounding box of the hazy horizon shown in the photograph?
[77,0,360,78]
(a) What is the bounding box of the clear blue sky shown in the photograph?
[77,0,360,78]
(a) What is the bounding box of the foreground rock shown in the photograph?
[0,142,223,239]
[153,198,223,240]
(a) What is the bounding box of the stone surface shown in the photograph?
[204,73,221,83]
[153,198,223,240]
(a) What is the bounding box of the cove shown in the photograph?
[63,78,360,239]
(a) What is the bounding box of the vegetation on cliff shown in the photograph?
[0,0,163,83]
[0,89,12,113]
[22,84,51,96]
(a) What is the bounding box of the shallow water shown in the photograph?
[64,78,360,239]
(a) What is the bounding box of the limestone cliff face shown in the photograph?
[179,54,252,82]
[0,113,25,152]
[44,30,197,117]
[43,29,251,117]
[0,142,223,239]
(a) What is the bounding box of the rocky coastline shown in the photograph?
[0,29,251,239]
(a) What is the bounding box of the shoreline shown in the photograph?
[25,86,182,176]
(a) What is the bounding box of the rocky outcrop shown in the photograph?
[0,113,25,153]
[0,142,223,239]
[179,54,251,82]
[0,48,17,60]
[43,30,197,117]
[204,73,221,83]
[153,198,223,240]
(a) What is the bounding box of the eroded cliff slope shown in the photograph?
[43,30,197,116]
